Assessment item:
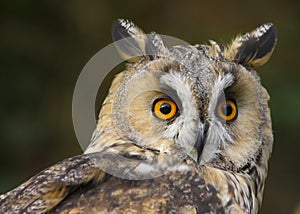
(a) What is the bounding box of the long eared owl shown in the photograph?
[0,19,277,213]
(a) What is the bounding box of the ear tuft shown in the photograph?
[112,19,168,62]
[225,23,277,67]
[112,19,147,61]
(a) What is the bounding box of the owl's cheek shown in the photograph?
[128,112,163,133]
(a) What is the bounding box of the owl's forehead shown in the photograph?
[168,44,224,77]
[166,45,231,94]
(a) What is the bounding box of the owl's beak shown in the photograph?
[195,123,209,163]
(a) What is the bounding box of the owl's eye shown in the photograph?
[216,99,238,122]
[152,98,178,120]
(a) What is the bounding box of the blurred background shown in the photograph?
[0,1,299,213]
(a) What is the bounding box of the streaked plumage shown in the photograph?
[0,19,277,213]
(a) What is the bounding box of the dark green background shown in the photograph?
[0,1,299,213]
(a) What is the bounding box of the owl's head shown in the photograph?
[87,20,276,177]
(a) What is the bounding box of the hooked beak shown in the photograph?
[195,123,209,163]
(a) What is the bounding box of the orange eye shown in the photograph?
[216,99,238,122]
[152,98,178,120]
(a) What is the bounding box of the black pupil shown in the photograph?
[221,103,233,116]
[160,103,172,115]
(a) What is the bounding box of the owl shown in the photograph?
[0,19,277,214]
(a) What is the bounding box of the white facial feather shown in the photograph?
[160,71,200,159]
[200,73,235,164]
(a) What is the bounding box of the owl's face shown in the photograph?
[87,20,276,176]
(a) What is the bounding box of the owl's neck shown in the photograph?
[203,156,268,214]
[204,163,265,213]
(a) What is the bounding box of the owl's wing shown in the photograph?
[51,159,225,214]
[0,153,105,213]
